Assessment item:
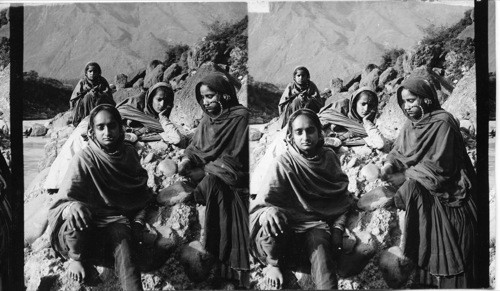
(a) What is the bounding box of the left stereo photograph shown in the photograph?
[21,3,250,290]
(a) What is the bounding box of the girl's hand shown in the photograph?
[362,110,376,124]
[261,208,287,237]
[186,167,205,184]
[386,172,406,187]
[68,203,92,231]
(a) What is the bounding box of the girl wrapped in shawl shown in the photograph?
[70,62,115,127]
[48,105,152,290]
[278,66,322,128]
[381,77,477,288]
[178,73,249,288]
[318,87,388,150]
[250,109,354,290]
[116,82,190,147]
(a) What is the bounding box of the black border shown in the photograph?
[9,4,23,290]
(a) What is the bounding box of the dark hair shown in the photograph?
[286,108,324,148]
[293,66,310,79]
[87,104,125,146]
[85,62,102,76]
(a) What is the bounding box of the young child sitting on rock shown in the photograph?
[48,105,152,290]
[70,62,115,127]
[278,66,322,128]
[250,109,354,290]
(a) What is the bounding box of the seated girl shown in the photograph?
[178,73,249,288]
[70,62,115,127]
[381,77,478,288]
[278,66,322,128]
[250,109,354,290]
[116,82,191,146]
[318,87,388,150]
[48,105,152,290]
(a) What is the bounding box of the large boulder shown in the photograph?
[378,67,398,89]
[359,68,381,91]
[114,73,128,89]
[169,62,242,126]
[30,123,48,137]
[143,63,167,89]
[376,93,407,141]
[442,66,476,128]
[113,87,144,104]
[378,246,414,288]
[163,63,182,83]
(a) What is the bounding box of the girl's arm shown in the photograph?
[362,119,389,150]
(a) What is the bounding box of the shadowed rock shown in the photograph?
[357,186,396,212]
[157,181,194,206]
[378,246,414,288]
[179,241,216,282]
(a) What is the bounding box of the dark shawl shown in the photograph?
[278,80,322,128]
[184,74,249,187]
[70,76,115,126]
[116,82,174,132]
[250,145,354,243]
[389,77,477,279]
[48,138,152,250]
[388,77,476,206]
[318,86,378,138]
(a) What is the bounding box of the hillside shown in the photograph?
[248,1,470,89]
[23,3,247,80]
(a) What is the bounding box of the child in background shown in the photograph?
[278,66,322,128]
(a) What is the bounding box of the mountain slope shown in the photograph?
[23,3,247,80]
[248,1,470,89]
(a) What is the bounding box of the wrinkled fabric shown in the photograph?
[116,82,174,132]
[278,81,322,128]
[185,73,250,280]
[318,86,378,138]
[48,138,152,252]
[70,76,114,126]
[250,145,354,251]
[389,76,477,287]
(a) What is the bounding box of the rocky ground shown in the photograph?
[248,64,490,289]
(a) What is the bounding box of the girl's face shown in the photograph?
[291,114,319,155]
[86,66,99,80]
[92,110,120,150]
[401,89,423,120]
[152,90,168,114]
[294,70,309,85]
[200,84,222,115]
[355,92,377,118]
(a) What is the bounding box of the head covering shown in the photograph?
[396,77,442,122]
[348,87,378,123]
[116,82,174,132]
[286,108,325,150]
[144,82,175,118]
[185,73,248,186]
[317,87,378,138]
[194,73,239,114]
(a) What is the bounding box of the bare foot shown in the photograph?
[264,265,283,289]
[67,260,86,283]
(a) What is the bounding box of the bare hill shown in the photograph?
[23,3,247,80]
[248,1,470,89]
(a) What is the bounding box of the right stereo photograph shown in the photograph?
[247,1,493,289]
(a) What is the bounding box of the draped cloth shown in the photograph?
[0,152,11,291]
[318,86,378,138]
[116,82,174,133]
[48,138,152,256]
[250,145,354,258]
[278,81,322,128]
[184,74,250,279]
[70,76,115,126]
[388,77,477,287]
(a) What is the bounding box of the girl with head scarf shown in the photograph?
[250,109,354,290]
[116,82,190,146]
[48,105,152,290]
[178,73,250,288]
[318,87,388,150]
[278,66,323,128]
[70,62,115,127]
[381,77,478,288]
